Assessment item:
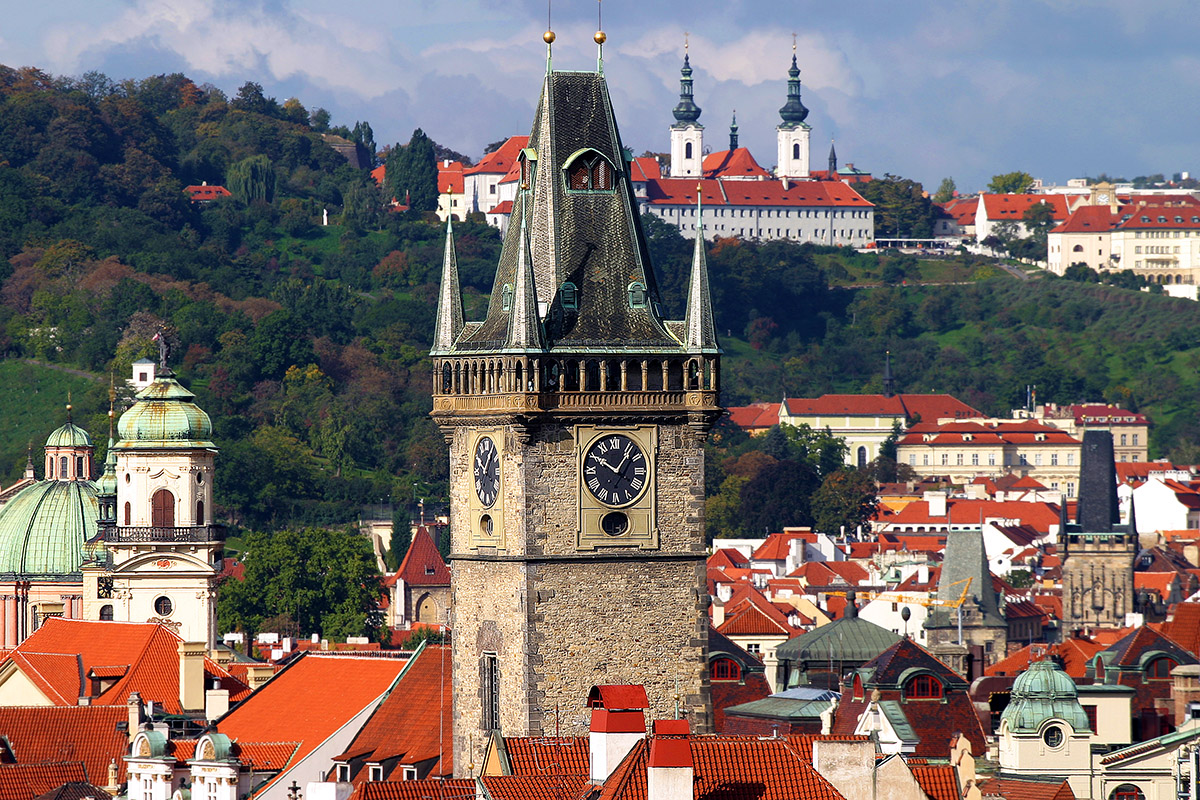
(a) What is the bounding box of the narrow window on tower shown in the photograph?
[685,142,693,160]
[627,282,647,309]
[564,150,616,191]
[560,282,578,310]
[483,653,500,732]
[793,142,800,160]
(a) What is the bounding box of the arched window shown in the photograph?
[793,142,800,160]
[565,151,615,191]
[99,604,114,621]
[196,500,205,526]
[711,658,741,681]
[857,446,868,468]
[852,674,864,700]
[1072,244,1084,252]
[47,459,53,479]
[123,502,131,526]
[502,284,514,312]
[1147,656,1177,680]
[904,674,943,699]
[151,489,175,528]
[60,456,68,477]
[627,282,647,309]
[685,142,693,160]
[1110,785,1145,800]
[76,456,85,479]
[442,363,452,394]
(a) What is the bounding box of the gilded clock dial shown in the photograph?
[474,436,499,507]
[584,434,647,506]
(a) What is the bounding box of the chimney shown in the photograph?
[126,692,144,742]
[245,665,275,690]
[711,595,725,628]
[588,685,649,784]
[647,720,692,800]
[178,641,206,712]
[205,688,230,721]
[925,490,947,518]
[810,739,876,800]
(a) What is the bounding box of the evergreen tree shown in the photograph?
[386,129,438,212]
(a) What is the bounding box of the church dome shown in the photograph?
[45,422,92,449]
[115,371,214,450]
[1001,659,1091,734]
[0,480,97,575]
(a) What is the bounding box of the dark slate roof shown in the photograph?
[1078,431,1121,532]
[927,529,1005,630]
[774,600,900,666]
[452,70,684,355]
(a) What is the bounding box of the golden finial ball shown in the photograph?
[66,403,72,412]
[543,30,556,44]
[594,30,607,44]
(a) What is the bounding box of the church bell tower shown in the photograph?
[776,47,811,179]
[432,31,722,775]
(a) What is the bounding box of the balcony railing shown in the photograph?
[101,524,226,544]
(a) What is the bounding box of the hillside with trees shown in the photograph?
[4,64,1200,545]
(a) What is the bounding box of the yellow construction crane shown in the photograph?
[822,577,975,643]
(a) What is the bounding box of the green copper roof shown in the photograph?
[0,479,97,575]
[1001,660,1091,734]
[115,371,214,450]
[775,603,902,667]
[95,442,117,495]
[45,422,92,448]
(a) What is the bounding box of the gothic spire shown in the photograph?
[729,112,738,150]
[431,214,464,354]
[684,185,718,353]
[778,52,809,125]
[506,195,543,351]
[672,52,702,125]
[828,139,838,175]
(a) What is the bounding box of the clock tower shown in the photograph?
[431,38,722,775]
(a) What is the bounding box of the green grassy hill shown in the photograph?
[0,360,102,484]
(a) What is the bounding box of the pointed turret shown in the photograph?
[431,215,464,355]
[828,140,838,175]
[728,112,738,151]
[779,53,809,125]
[684,188,719,354]
[672,54,702,125]
[505,200,543,352]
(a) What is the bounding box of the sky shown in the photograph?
[1,0,1197,193]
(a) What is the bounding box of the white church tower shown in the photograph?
[85,340,221,647]
[775,48,812,179]
[669,49,704,178]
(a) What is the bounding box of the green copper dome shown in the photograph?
[115,371,214,450]
[95,445,118,496]
[45,422,93,448]
[0,479,97,575]
[1001,660,1091,734]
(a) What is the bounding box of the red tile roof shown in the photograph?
[0,763,87,800]
[1162,603,1200,657]
[502,737,589,776]
[332,645,452,783]
[910,764,960,800]
[645,178,872,209]
[1050,205,1119,235]
[0,706,128,784]
[718,602,792,637]
[1070,404,1148,425]
[184,184,231,202]
[879,499,1062,534]
[389,527,450,587]
[464,137,530,176]
[629,157,661,182]
[217,653,409,789]
[979,194,1071,222]
[753,532,812,561]
[437,161,465,195]
[974,776,1075,800]
[784,394,982,421]
[711,673,772,733]
[480,774,588,800]
[1117,204,1200,231]
[2,619,250,714]
[708,549,750,570]
[488,200,514,215]
[595,736,845,800]
[702,148,771,180]
[1135,571,1177,600]
[350,779,474,800]
[726,402,780,430]
[938,197,978,226]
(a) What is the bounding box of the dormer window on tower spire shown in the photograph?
[564,149,615,191]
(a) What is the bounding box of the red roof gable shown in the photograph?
[502,737,589,776]
[783,394,982,421]
[753,532,812,561]
[2,619,249,714]
[463,137,529,176]
[1117,204,1200,231]
[708,549,750,570]
[183,184,231,201]
[392,526,450,587]
[726,402,781,430]
[702,148,771,179]
[937,197,978,226]
[629,157,661,182]
[911,765,960,800]
[437,161,465,195]
[1050,204,1119,235]
[0,706,128,784]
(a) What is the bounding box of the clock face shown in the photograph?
[1097,192,1110,203]
[583,434,648,506]
[474,437,499,507]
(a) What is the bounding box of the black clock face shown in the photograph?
[584,434,648,506]
[474,437,499,507]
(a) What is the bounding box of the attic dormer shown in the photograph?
[563,148,616,192]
